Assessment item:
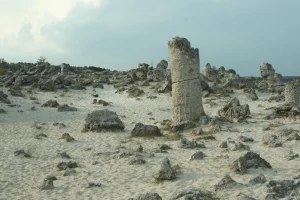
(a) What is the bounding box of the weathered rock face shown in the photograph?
[168,37,205,124]
[218,97,250,121]
[260,63,275,78]
[285,79,300,106]
[83,109,125,132]
[156,60,168,70]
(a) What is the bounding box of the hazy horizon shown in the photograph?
[1,0,299,76]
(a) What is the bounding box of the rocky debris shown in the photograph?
[70,83,86,90]
[237,136,254,143]
[87,182,102,188]
[127,86,144,97]
[214,174,242,191]
[9,88,25,97]
[218,141,228,148]
[277,128,300,141]
[38,79,56,91]
[98,99,110,106]
[264,104,300,120]
[40,180,54,190]
[231,152,272,174]
[59,152,71,159]
[42,100,59,107]
[262,134,282,147]
[136,145,143,152]
[248,173,267,185]
[53,122,66,128]
[0,91,11,104]
[63,168,77,176]
[34,133,48,139]
[218,98,250,121]
[284,150,299,161]
[92,82,104,89]
[179,138,205,149]
[14,149,31,158]
[128,193,162,200]
[131,123,162,137]
[147,68,166,82]
[265,175,300,199]
[57,104,77,112]
[60,133,75,142]
[171,121,196,132]
[0,108,6,114]
[232,142,250,151]
[83,109,125,132]
[129,157,146,165]
[268,94,285,102]
[170,189,215,200]
[57,161,78,171]
[154,157,176,181]
[244,88,258,101]
[190,151,206,160]
[159,144,172,151]
[235,193,257,200]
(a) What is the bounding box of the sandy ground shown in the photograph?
[0,84,299,200]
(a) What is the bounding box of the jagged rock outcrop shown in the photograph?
[218,97,250,121]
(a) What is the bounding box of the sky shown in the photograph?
[0,0,299,76]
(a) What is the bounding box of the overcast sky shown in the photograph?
[0,0,299,76]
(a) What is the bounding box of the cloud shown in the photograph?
[0,0,105,62]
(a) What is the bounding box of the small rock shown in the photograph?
[284,150,299,160]
[57,161,78,171]
[179,138,205,149]
[63,168,76,176]
[42,100,59,108]
[129,193,162,200]
[232,142,250,151]
[159,144,172,150]
[60,133,75,142]
[190,151,206,160]
[129,157,146,165]
[59,152,71,159]
[214,174,242,191]
[57,104,78,112]
[40,180,54,190]
[136,145,143,152]
[45,175,57,181]
[154,157,176,181]
[248,173,267,185]
[237,136,254,142]
[218,141,228,148]
[14,150,31,158]
[87,182,102,188]
[262,134,282,147]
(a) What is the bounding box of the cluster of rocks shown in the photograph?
[218,97,250,121]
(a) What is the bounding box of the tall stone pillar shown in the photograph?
[285,79,300,106]
[168,37,205,124]
[60,63,65,75]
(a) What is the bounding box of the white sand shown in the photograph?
[0,85,299,200]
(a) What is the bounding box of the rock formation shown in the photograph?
[168,37,205,124]
[284,79,300,106]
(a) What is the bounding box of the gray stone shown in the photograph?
[231,152,272,174]
[40,180,54,190]
[129,157,146,165]
[127,86,144,97]
[179,138,205,149]
[154,157,176,181]
[262,134,282,147]
[57,104,77,112]
[83,109,125,132]
[170,189,215,200]
[190,151,206,160]
[214,174,241,191]
[249,173,267,185]
[285,79,300,106]
[131,123,162,137]
[42,100,59,108]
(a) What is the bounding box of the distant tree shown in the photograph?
[37,56,47,64]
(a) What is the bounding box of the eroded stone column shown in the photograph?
[168,37,205,124]
[60,63,65,75]
[285,79,300,106]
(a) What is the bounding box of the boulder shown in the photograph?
[131,123,162,137]
[42,100,59,108]
[57,104,77,112]
[83,109,125,132]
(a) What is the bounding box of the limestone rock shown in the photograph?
[170,189,215,200]
[154,157,176,181]
[57,104,77,112]
[83,109,125,132]
[42,100,59,108]
[129,193,162,200]
[131,123,162,137]
[214,174,241,191]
